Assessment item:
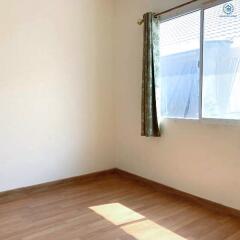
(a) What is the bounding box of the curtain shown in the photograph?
[141,13,161,137]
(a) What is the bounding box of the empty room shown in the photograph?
[1,0,240,239]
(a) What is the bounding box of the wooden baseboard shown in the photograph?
[114,169,240,219]
[0,168,117,203]
[1,167,239,219]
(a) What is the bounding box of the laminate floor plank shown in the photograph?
[0,173,239,240]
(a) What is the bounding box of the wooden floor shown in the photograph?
[0,172,240,240]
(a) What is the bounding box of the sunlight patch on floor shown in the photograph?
[89,203,187,240]
[89,203,145,225]
[121,220,186,240]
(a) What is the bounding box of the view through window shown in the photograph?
[160,10,200,119]
[159,0,240,120]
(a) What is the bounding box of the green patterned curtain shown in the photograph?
[141,13,161,137]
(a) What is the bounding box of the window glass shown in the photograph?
[202,0,240,119]
[160,11,201,119]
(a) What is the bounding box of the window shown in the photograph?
[160,11,201,119]
[159,0,240,120]
[203,1,240,119]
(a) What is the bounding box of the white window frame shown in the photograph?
[159,0,240,125]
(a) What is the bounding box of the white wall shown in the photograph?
[114,0,240,210]
[1,0,240,211]
[0,0,115,191]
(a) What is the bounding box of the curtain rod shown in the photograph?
[137,0,199,25]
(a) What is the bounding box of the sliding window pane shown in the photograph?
[203,0,240,119]
[160,11,201,119]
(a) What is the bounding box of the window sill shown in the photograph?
[162,117,240,126]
